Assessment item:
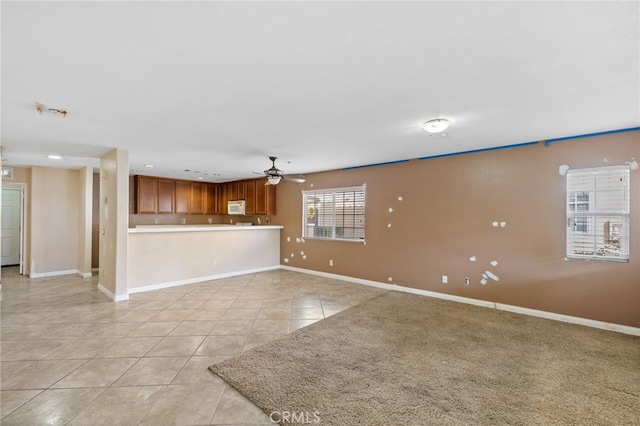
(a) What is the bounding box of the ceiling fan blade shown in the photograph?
[284,174,306,183]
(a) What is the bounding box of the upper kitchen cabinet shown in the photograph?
[135,175,158,214]
[255,179,276,215]
[234,181,246,201]
[190,182,205,214]
[244,180,256,215]
[157,179,175,214]
[218,183,230,215]
[175,180,191,214]
[135,175,178,214]
[134,175,271,215]
[204,183,218,215]
[220,178,275,216]
[224,181,246,201]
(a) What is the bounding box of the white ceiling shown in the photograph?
[2,1,638,182]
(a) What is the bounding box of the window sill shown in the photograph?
[566,255,629,263]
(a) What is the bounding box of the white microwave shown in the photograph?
[228,200,246,215]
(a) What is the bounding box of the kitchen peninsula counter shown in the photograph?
[129,224,283,233]
[127,225,283,293]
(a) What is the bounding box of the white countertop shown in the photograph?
[129,224,283,234]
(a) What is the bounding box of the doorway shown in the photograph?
[2,186,25,273]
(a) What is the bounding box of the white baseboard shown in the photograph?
[29,269,78,279]
[281,265,640,337]
[98,283,129,302]
[127,265,281,295]
[30,269,93,279]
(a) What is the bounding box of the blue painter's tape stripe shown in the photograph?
[343,159,410,170]
[418,141,539,161]
[544,127,640,146]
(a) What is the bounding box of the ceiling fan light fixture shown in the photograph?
[267,175,281,185]
[262,156,304,185]
[422,118,450,134]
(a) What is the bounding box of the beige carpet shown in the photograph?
[209,291,640,425]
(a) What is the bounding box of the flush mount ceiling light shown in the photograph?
[422,118,450,134]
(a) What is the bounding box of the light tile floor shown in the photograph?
[0,267,384,425]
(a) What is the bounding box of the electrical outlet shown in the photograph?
[442,275,448,284]
[212,259,216,266]
[329,259,334,266]
[465,278,470,286]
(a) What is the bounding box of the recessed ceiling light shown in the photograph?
[197,176,204,180]
[47,155,62,160]
[144,164,154,168]
[422,118,450,134]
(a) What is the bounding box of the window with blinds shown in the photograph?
[566,165,630,261]
[302,185,366,242]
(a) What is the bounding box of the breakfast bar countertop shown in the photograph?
[128,224,284,233]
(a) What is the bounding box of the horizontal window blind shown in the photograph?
[566,165,630,261]
[302,185,366,242]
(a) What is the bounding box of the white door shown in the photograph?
[2,188,21,266]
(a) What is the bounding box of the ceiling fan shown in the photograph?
[262,156,305,185]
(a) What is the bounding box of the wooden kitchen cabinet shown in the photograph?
[190,182,205,214]
[218,183,230,214]
[255,179,276,215]
[157,179,175,214]
[235,181,246,201]
[134,175,274,216]
[135,175,158,214]
[204,183,218,214]
[175,180,191,214]
[224,181,246,202]
[244,180,256,215]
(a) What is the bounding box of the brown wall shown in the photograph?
[273,131,640,327]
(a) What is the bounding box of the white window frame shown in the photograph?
[302,184,366,242]
[566,165,630,262]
